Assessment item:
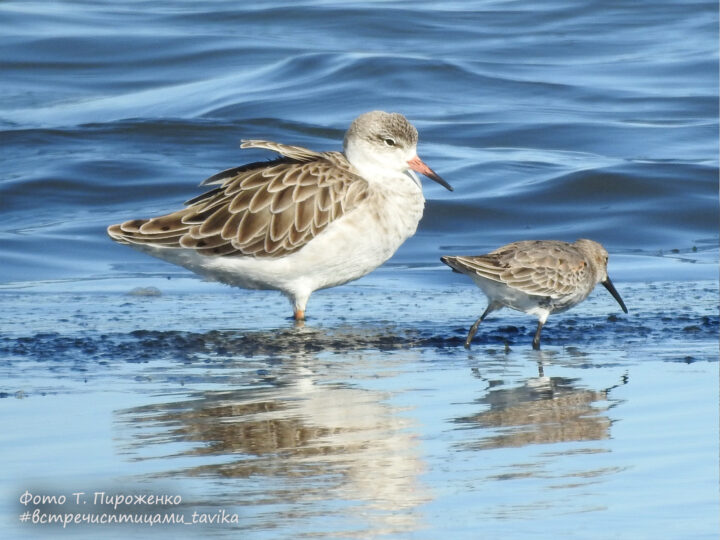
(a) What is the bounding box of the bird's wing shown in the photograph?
[443,241,591,297]
[108,147,370,258]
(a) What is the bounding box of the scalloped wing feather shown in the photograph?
[239,139,325,162]
[445,241,591,298]
[108,148,369,259]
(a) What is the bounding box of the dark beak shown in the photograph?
[602,277,628,314]
[407,156,453,191]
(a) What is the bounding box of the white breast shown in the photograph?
[141,174,426,301]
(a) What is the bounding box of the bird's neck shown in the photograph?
[345,150,421,195]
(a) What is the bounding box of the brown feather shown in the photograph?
[249,187,272,213]
[314,207,331,229]
[182,205,218,225]
[220,212,243,240]
[261,163,286,178]
[197,243,241,257]
[239,169,270,190]
[228,186,257,213]
[119,219,147,233]
[264,233,284,255]
[240,237,267,255]
[194,193,229,215]
[108,143,370,260]
[186,225,203,239]
[317,188,333,211]
[180,235,232,250]
[121,229,184,241]
[199,206,232,236]
[287,226,308,246]
[293,183,317,203]
[138,213,189,234]
[269,209,295,242]
[299,170,321,186]
[128,234,183,246]
[270,186,295,213]
[237,207,270,240]
[267,172,287,193]
[293,198,314,232]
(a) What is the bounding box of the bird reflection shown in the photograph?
[115,326,432,537]
[457,353,628,449]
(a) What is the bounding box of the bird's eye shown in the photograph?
[383,138,396,147]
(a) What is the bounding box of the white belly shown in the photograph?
[471,276,590,320]
[137,184,425,302]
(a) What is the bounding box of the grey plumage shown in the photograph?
[442,239,628,349]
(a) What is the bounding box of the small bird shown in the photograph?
[441,239,628,349]
[108,111,452,320]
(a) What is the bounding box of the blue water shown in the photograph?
[0,1,718,539]
[1,0,717,284]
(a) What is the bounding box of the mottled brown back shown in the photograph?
[442,240,594,297]
[107,142,370,258]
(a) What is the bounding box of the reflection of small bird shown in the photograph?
[441,239,628,349]
[108,111,452,320]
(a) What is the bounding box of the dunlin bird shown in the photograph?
[108,111,452,320]
[441,239,627,349]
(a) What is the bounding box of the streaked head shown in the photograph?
[343,111,452,191]
[574,239,628,313]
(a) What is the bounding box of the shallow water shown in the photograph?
[1,276,718,538]
[1,0,718,538]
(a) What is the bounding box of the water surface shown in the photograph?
[1,1,718,538]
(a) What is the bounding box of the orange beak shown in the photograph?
[407,156,453,191]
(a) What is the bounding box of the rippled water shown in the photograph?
[1,1,718,538]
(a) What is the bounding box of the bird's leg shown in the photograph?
[464,304,496,349]
[532,320,545,350]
